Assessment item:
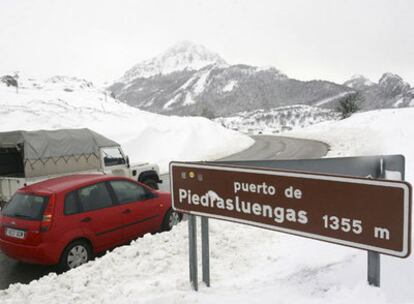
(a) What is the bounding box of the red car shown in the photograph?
[0,174,180,270]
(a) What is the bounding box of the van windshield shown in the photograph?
[102,147,126,167]
[1,193,49,221]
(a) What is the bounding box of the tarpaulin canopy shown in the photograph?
[0,128,119,161]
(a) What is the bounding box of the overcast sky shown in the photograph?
[1,0,413,85]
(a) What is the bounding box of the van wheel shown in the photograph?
[161,209,181,231]
[59,240,92,271]
[142,177,159,190]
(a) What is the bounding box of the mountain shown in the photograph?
[342,73,414,109]
[343,74,375,90]
[110,41,414,116]
[119,41,227,82]
[109,41,353,117]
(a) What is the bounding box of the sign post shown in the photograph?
[171,155,411,290]
[201,217,210,287]
[188,214,198,291]
[368,250,380,287]
[367,158,384,287]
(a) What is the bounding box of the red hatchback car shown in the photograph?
[0,174,180,270]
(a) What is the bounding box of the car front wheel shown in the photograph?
[161,209,182,231]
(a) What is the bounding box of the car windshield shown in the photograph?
[1,193,49,221]
[102,147,126,167]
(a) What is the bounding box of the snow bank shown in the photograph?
[286,107,414,182]
[0,219,390,304]
[0,77,253,173]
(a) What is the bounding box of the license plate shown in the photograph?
[5,228,26,239]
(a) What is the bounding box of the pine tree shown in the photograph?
[337,93,364,119]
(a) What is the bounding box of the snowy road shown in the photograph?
[0,135,328,290]
[159,135,328,192]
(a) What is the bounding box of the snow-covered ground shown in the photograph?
[287,107,414,183]
[215,105,340,135]
[0,77,253,173]
[1,107,413,303]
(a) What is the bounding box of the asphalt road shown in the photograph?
[0,135,328,290]
[159,135,329,192]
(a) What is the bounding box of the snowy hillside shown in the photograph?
[1,107,413,304]
[287,107,414,181]
[0,76,253,172]
[215,105,340,134]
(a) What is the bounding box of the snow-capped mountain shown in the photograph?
[343,74,375,90]
[343,72,413,109]
[0,74,252,172]
[110,42,414,116]
[109,41,352,117]
[120,41,227,82]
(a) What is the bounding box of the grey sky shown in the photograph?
[1,0,413,85]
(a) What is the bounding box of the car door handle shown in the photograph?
[122,209,131,214]
[81,217,92,223]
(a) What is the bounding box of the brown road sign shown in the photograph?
[170,162,412,258]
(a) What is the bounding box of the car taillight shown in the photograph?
[41,194,56,232]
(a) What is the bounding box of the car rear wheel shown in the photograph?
[59,240,92,271]
[161,209,181,231]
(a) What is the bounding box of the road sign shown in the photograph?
[170,162,412,258]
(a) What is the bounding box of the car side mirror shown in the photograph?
[125,155,130,168]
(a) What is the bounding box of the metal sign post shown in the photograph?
[187,215,210,291]
[171,155,411,290]
[188,214,198,291]
[366,157,405,287]
[367,251,380,287]
[201,217,210,287]
[366,158,385,287]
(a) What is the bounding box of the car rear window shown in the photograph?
[64,191,79,215]
[78,182,113,212]
[1,193,49,221]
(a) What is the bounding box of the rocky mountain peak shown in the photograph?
[120,41,227,82]
[343,74,374,90]
[378,72,410,96]
[164,41,226,62]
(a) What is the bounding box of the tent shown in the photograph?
[0,128,120,177]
